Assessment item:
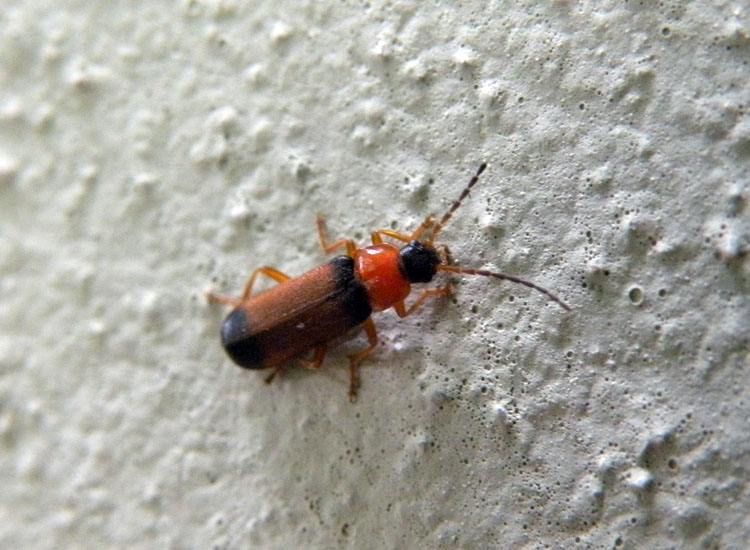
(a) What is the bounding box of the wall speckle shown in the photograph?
[1,0,748,548]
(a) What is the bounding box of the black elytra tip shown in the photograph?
[397,240,441,283]
[220,307,265,369]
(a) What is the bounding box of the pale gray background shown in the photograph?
[1,1,748,548]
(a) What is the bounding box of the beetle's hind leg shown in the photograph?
[204,292,241,308]
[205,266,291,307]
[264,368,280,385]
[263,347,327,388]
[240,267,291,300]
[298,346,327,369]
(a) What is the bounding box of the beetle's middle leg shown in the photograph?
[347,318,379,403]
[316,214,357,256]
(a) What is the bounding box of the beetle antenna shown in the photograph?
[429,162,487,242]
[437,264,572,311]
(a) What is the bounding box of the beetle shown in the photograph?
[206,163,570,402]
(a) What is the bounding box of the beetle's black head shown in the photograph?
[398,240,440,283]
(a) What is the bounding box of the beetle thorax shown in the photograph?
[353,243,411,311]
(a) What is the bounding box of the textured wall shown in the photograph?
[1,1,748,548]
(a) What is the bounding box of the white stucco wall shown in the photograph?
[1,1,748,548]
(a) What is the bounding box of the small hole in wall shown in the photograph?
[628,286,644,305]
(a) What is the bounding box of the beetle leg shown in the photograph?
[204,292,241,308]
[205,266,290,306]
[297,346,327,369]
[265,349,324,388]
[316,214,357,256]
[240,266,291,300]
[393,283,453,318]
[264,368,281,384]
[371,229,411,244]
[370,214,437,244]
[408,213,436,240]
[347,318,378,403]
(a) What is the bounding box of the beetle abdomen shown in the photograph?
[220,256,372,369]
[221,307,265,368]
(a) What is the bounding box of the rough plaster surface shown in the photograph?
[1,1,749,548]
